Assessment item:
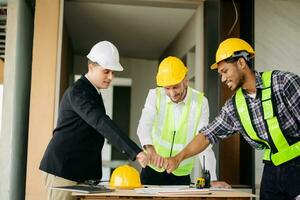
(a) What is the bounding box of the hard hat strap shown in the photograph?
[229,51,250,62]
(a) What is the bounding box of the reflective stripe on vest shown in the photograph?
[150,87,204,175]
[235,71,300,166]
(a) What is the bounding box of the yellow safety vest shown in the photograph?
[150,87,204,175]
[234,71,300,166]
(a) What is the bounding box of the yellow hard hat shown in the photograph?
[211,38,255,69]
[156,56,188,87]
[109,165,142,189]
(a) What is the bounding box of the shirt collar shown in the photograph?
[85,74,101,94]
[254,71,264,89]
[166,87,189,104]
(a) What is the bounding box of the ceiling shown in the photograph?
[64,0,201,59]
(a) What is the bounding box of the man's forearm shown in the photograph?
[175,133,210,163]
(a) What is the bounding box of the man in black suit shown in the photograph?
[40,41,148,200]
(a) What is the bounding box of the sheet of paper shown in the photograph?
[135,187,180,194]
[159,188,211,195]
[135,186,209,194]
[210,187,232,191]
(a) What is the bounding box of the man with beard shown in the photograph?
[137,56,229,188]
[164,38,300,200]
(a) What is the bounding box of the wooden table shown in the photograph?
[74,189,256,200]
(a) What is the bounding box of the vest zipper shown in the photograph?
[169,131,176,157]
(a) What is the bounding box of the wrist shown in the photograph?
[144,145,156,154]
[175,153,184,164]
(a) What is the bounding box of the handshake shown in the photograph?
[136,145,179,173]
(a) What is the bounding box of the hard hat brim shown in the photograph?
[87,53,124,71]
[210,62,218,70]
[104,63,124,71]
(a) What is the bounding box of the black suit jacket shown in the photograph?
[40,76,142,182]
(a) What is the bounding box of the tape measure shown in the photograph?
[196,177,205,189]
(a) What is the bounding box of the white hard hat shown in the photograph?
[86,41,123,71]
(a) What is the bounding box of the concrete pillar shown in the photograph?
[0,0,33,199]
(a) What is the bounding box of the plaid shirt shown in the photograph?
[202,70,300,150]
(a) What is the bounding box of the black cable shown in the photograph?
[169,131,176,157]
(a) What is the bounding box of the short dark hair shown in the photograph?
[87,59,99,66]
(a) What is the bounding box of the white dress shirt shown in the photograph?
[85,74,101,94]
[137,88,217,180]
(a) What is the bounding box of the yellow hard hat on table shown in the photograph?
[109,165,142,189]
[211,38,255,69]
[156,56,188,87]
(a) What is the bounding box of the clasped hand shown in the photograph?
[136,150,180,173]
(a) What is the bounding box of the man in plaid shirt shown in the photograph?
[164,38,300,200]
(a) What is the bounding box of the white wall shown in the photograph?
[255,0,300,75]
[118,57,158,146]
[254,0,300,195]
[164,11,196,59]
